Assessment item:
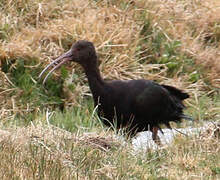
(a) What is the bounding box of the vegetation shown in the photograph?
[0,0,219,179]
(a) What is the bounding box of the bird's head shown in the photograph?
[70,40,97,65]
[39,40,97,84]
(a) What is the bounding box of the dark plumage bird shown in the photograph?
[39,40,191,143]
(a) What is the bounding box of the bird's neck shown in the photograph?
[83,64,106,102]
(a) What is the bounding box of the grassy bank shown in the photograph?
[0,0,219,179]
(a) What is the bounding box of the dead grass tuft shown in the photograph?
[0,122,219,179]
[0,123,118,152]
[0,1,220,178]
[140,0,220,87]
[0,0,219,129]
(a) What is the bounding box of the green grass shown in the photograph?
[48,99,102,133]
[0,0,220,179]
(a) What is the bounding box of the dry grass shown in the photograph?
[0,0,220,113]
[0,122,219,179]
[0,0,220,178]
[145,0,220,87]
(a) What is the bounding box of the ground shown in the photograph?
[0,0,219,179]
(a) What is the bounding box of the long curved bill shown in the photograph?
[39,49,73,84]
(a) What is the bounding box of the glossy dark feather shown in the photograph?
[95,79,189,137]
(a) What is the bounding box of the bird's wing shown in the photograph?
[132,83,169,116]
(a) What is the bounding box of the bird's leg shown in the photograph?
[152,127,161,145]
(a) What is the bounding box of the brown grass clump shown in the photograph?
[137,0,220,87]
[0,123,117,152]
[0,0,219,119]
[0,123,119,179]
[1,0,219,78]
[0,122,219,179]
[0,1,220,178]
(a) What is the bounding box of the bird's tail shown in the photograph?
[179,114,194,121]
[162,85,189,100]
